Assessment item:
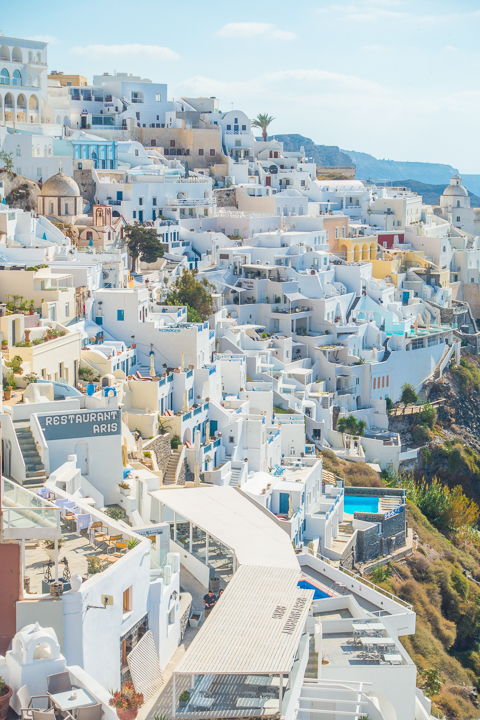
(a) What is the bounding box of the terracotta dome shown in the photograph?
[41,171,80,197]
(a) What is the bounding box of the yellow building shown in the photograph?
[48,72,87,87]
[336,235,378,262]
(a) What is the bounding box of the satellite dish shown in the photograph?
[269,165,278,174]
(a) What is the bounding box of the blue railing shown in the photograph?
[194,406,202,416]
[204,402,209,410]
[209,330,215,340]
[167,374,174,383]
[213,439,221,448]
[208,366,216,375]
[159,378,166,386]
[183,411,192,421]
[204,443,212,453]
[186,369,193,378]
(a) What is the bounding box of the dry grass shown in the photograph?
[319,450,382,487]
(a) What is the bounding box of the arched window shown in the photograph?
[0,69,10,85]
[12,70,22,86]
[12,47,22,63]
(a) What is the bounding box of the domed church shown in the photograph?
[37,171,84,222]
[438,174,480,235]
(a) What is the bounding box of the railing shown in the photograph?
[183,411,192,421]
[209,330,215,340]
[213,439,221,448]
[383,505,404,520]
[193,406,202,416]
[302,546,413,610]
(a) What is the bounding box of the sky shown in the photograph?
[5,0,480,172]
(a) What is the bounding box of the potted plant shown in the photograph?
[178,691,190,709]
[109,682,144,720]
[1,340,7,349]
[131,335,136,348]
[43,538,64,561]
[0,677,13,720]
[118,481,130,496]
[3,385,11,401]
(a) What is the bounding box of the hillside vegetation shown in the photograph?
[320,447,480,719]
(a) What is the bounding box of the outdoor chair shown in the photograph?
[76,704,103,720]
[17,684,51,720]
[32,710,56,720]
[89,522,109,546]
[105,534,123,551]
[46,671,78,695]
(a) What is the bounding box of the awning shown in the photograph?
[284,292,308,302]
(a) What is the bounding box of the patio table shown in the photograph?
[236,698,278,709]
[49,688,95,714]
[360,637,396,648]
[245,676,287,687]
[382,653,403,664]
[188,694,215,709]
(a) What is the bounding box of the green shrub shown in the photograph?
[419,403,437,429]
[411,424,433,443]
[171,434,181,449]
[104,507,124,521]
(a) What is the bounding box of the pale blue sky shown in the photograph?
[5,0,480,171]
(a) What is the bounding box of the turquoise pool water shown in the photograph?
[298,579,332,599]
[344,496,379,514]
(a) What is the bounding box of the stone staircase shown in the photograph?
[15,423,46,486]
[163,448,183,485]
[229,466,242,486]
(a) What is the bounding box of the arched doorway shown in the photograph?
[4,92,14,121]
[16,93,27,122]
[29,94,39,122]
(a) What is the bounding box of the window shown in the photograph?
[135,112,140,120]
[335,227,339,239]
[153,197,157,206]
[156,93,162,102]
[139,197,143,206]
[242,125,246,131]
[342,227,346,238]
[64,203,68,215]
[15,166,21,174]
[457,216,461,222]
[123,587,132,613]
[12,69,22,86]
[234,118,238,123]
[170,140,175,148]
[133,211,136,219]
[226,124,231,130]
[235,139,241,147]
[188,388,193,400]
[0,69,10,85]
[386,376,389,387]
[382,376,385,388]
[210,149,215,156]
[373,378,376,389]
[164,149,169,155]
[457,200,460,207]
[151,139,156,147]
[134,149,139,157]
[65,303,69,317]
[198,149,204,156]
[117,309,125,321]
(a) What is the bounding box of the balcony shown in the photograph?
[165,197,216,207]
[1,478,60,541]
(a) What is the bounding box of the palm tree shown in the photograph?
[251,113,275,142]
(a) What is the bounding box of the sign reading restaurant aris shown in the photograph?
[37,409,121,441]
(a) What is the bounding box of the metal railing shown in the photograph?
[302,546,413,610]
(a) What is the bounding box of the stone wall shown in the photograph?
[355,507,406,562]
[143,433,171,475]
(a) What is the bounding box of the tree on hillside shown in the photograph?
[125,225,164,272]
[164,268,214,322]
[251,113,275,142]
[400,382,418,406]
[0,150,14,176]
[336,415,366,438]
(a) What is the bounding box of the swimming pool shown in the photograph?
[298,579,332,600]
[344,495,379,514]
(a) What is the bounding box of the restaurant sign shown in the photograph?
[37,409,121,441]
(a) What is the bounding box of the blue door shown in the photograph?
[279,492,289,514]
[209,421,218,435]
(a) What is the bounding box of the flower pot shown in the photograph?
[120,487,130,496]
[44,547,57,561]
[3,390,11,400]
[116,710,138,720]
[0,685,13,720]
[132,344,136,349]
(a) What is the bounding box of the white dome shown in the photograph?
[41,172,80,197]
